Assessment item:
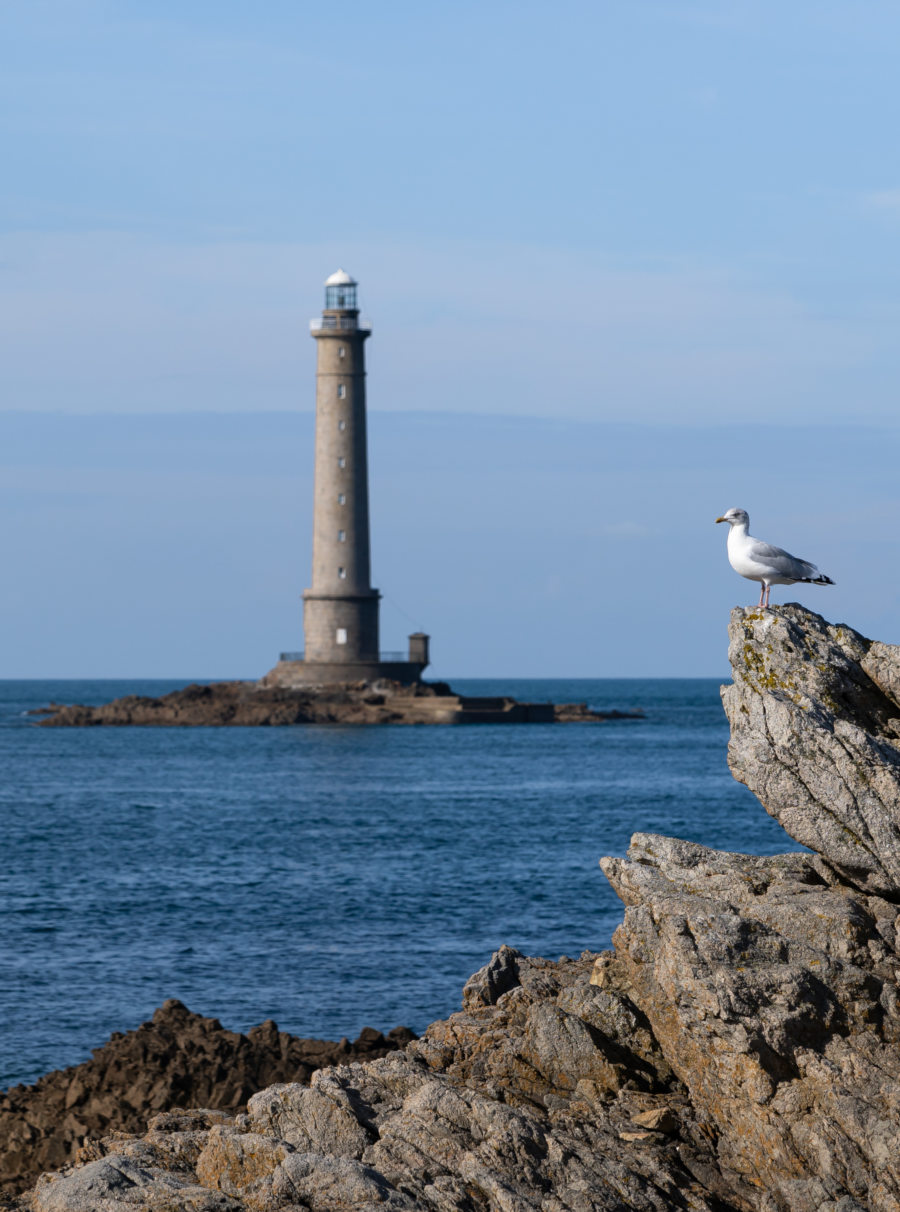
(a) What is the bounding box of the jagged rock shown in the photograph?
[15,954,734,1211]
[419,949,674,1106]
[460,942,522,1008]
[601,832,900,1210]
[187,954,736,1210]
[722,604,900,896]
[0,1000,414,1199]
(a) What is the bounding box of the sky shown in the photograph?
[2,2,900,677]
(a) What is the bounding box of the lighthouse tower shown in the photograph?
[265,271,429,686]
[303,269,379,663]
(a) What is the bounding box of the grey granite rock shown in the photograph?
[31,1153,241,1211]
[21,957,733,1211]
[601,833,900,1211]
[722,604,900,896]
[246,1073,374,1157]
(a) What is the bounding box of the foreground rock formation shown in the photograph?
[0,1001,414,1201]
[34,680,641,727]
[11,949,732,1212]
[12,603,900,1210]
[723,605,900,896]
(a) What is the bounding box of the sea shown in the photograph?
[0,677,801,1092]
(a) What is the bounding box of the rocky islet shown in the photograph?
[7,603,900,1210]
[33,679,642,727]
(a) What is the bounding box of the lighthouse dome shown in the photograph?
[324,269,358,311]
[324,269,356,287]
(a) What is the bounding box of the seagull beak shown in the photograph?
[715,516,727,524]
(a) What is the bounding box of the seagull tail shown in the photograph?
[801,574,835,587]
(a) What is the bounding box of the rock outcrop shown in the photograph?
[34,681,640,727]
[0,1000,414,1201]
[602,833,900,1211]
[722,605,900,897]
[14,953,734,1212]
[14,604,900,1211]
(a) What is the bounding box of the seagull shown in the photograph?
[715,507,835,608]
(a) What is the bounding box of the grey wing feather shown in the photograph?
[748,539,819,579]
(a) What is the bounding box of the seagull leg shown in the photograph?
[757,583,765,608]
[764,584,771,608]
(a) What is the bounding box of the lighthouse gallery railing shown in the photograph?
[309,316,372,333]
[279,650,411,663]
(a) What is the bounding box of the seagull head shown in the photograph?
[715,507,749,527]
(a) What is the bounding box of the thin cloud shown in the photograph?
[0,230,887,424]
[862,189,900,212]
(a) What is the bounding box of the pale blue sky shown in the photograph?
[2,3,899,675]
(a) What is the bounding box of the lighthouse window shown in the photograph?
[338,420,346,431]
[337,385,346,399]
[338,493,346,505]
[338,346,346,358]
[338,530,346,541]
[338,457,345,468]
[338,567,346,579]
[336,628,348,644]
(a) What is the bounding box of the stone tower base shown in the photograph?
[261,634,430,689]
[259,658,427,689]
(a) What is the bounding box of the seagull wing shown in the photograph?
[746,538,820,580]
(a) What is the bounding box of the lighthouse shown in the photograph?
[266,271,429,685]
[304,269,379,663]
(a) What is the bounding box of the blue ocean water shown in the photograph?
[0,678,799,1091]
